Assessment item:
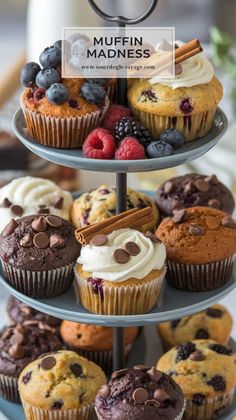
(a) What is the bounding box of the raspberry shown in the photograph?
[83,128,116,159]
[115,137,145,160]
[102,105,133,133]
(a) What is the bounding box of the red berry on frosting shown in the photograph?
[102,104,133,133]
[115,137,145,160]
[83,128,116,159]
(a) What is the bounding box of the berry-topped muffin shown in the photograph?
[157,340,236,419]
[128,41,223,141]
[20,42,109,148]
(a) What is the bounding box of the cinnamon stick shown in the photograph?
[175,46,203,64]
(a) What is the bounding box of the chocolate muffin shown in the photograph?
[155,174,235,216]
[0,215,80,298]
[95,366,185,420]
[0,321,62,403]
[7,296,61,329]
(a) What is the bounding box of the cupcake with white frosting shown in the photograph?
[74,228,166,315]
[128,42,223,141]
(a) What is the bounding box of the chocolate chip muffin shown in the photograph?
[0,321,62,403]
[0,215,80,298]
[95,365,185,420]
[60,321,139,373]
[18,350,106,419]
[156,206,236,291]
[157,340,236,419]
[7,296,61,329]
[155,174,235,217]
[157,304,233,350]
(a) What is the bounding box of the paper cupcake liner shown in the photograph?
[1,260,75,298]
[166,257,233,291]
[0,374,20,403]
[74,268,166,315]
[131,107,217,142]
[21,399,94,420]
[184,389,235,419]
[21,97,109,149]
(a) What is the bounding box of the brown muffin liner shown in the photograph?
[166,257,233,291]
[0,374,20,403]
[21,97,109,149]
[1,260,75,298]
[74,268,166,315]
[131,106,217,142]
[184,389,235,419]
[21,399,94,420]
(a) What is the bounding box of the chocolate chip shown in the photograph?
[33,232,49,249]
[22,371,32,384]
[195,179,209,192]
[192,393,205,406]
[8,344,25,359]
[14,325,26,334]
[171,319,181,329]
[172,209,186,224]
[164,181,175,193]
[145,399,161,408]
[49,234,65,249]
[205,175,218,184]
[20,233,33,248]
[125,242,140,256]
[221,215,236,228]
[2,219,18,237]
[189,224,205,236]
[70,363,83,377]
[134,365,150,371]
[132,388,149,404]
[46,215,62,228]
[206,307,223,318]
[147,367,162,383]
[0,198,12,208]
[189,350,206,361]
[208,199,221,209]
[41,356,57,370]
[195,329,209,339]
[184,181,195,193]
[52,400,64,409]
[99,384,111,398]
[175,63,182,75]
[114,249,130,264]
[154,389,170,402]
[10,332,24,345]
[37,207,50,215]
[144,231,160,243]
[90,234,108,246]
[10,204,23,217]
[51,197,64,210]
[111,368,128,381]
[32,216,47,232]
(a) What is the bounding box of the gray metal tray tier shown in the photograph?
[12,107,227,172]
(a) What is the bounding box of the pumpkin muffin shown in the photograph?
[18,350,106,420]
[60,322,139,373]
[157,340,236,419]
[156,206,236,291]
[128,42,223,141]
[157,304,233,350]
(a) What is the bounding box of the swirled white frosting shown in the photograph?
[77,228,166,282]
[149,41,214,89]
[0,176,73,232]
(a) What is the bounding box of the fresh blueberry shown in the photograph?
[160,129,185,149]
[80,82,106,104]
[20,62,40,87]
[86,78,107,86]
[39,46,61,68]
[46,83,69,105]
[54,40,71,60]
[53,40,62,49]
[36,68,60,89]
[146,141,174,158]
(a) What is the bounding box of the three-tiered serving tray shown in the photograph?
[0,1,236,418]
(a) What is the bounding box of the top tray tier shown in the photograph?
[12,107,227,173]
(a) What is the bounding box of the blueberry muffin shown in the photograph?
[0,176,73,233]
[7,296,61,329]
[155,173,235,217]
[18,350,106,419]
[0,321,62,403]
[71,185,159,232]
[157,304,233,350]
[60,321,139,373]
[128,42,223,141]
[0,214,80,298]
[95,365,185,420]
[156,206,236,291]
[157,340,236,419]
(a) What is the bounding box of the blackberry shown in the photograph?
[192,394,205,406]
[195,329,209,339]
[175,342,196,362]
[171,319,181,329]
[206,308,223,318]
[209,344,232,356]
[207,375,226,392]
[114,117,152,147]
